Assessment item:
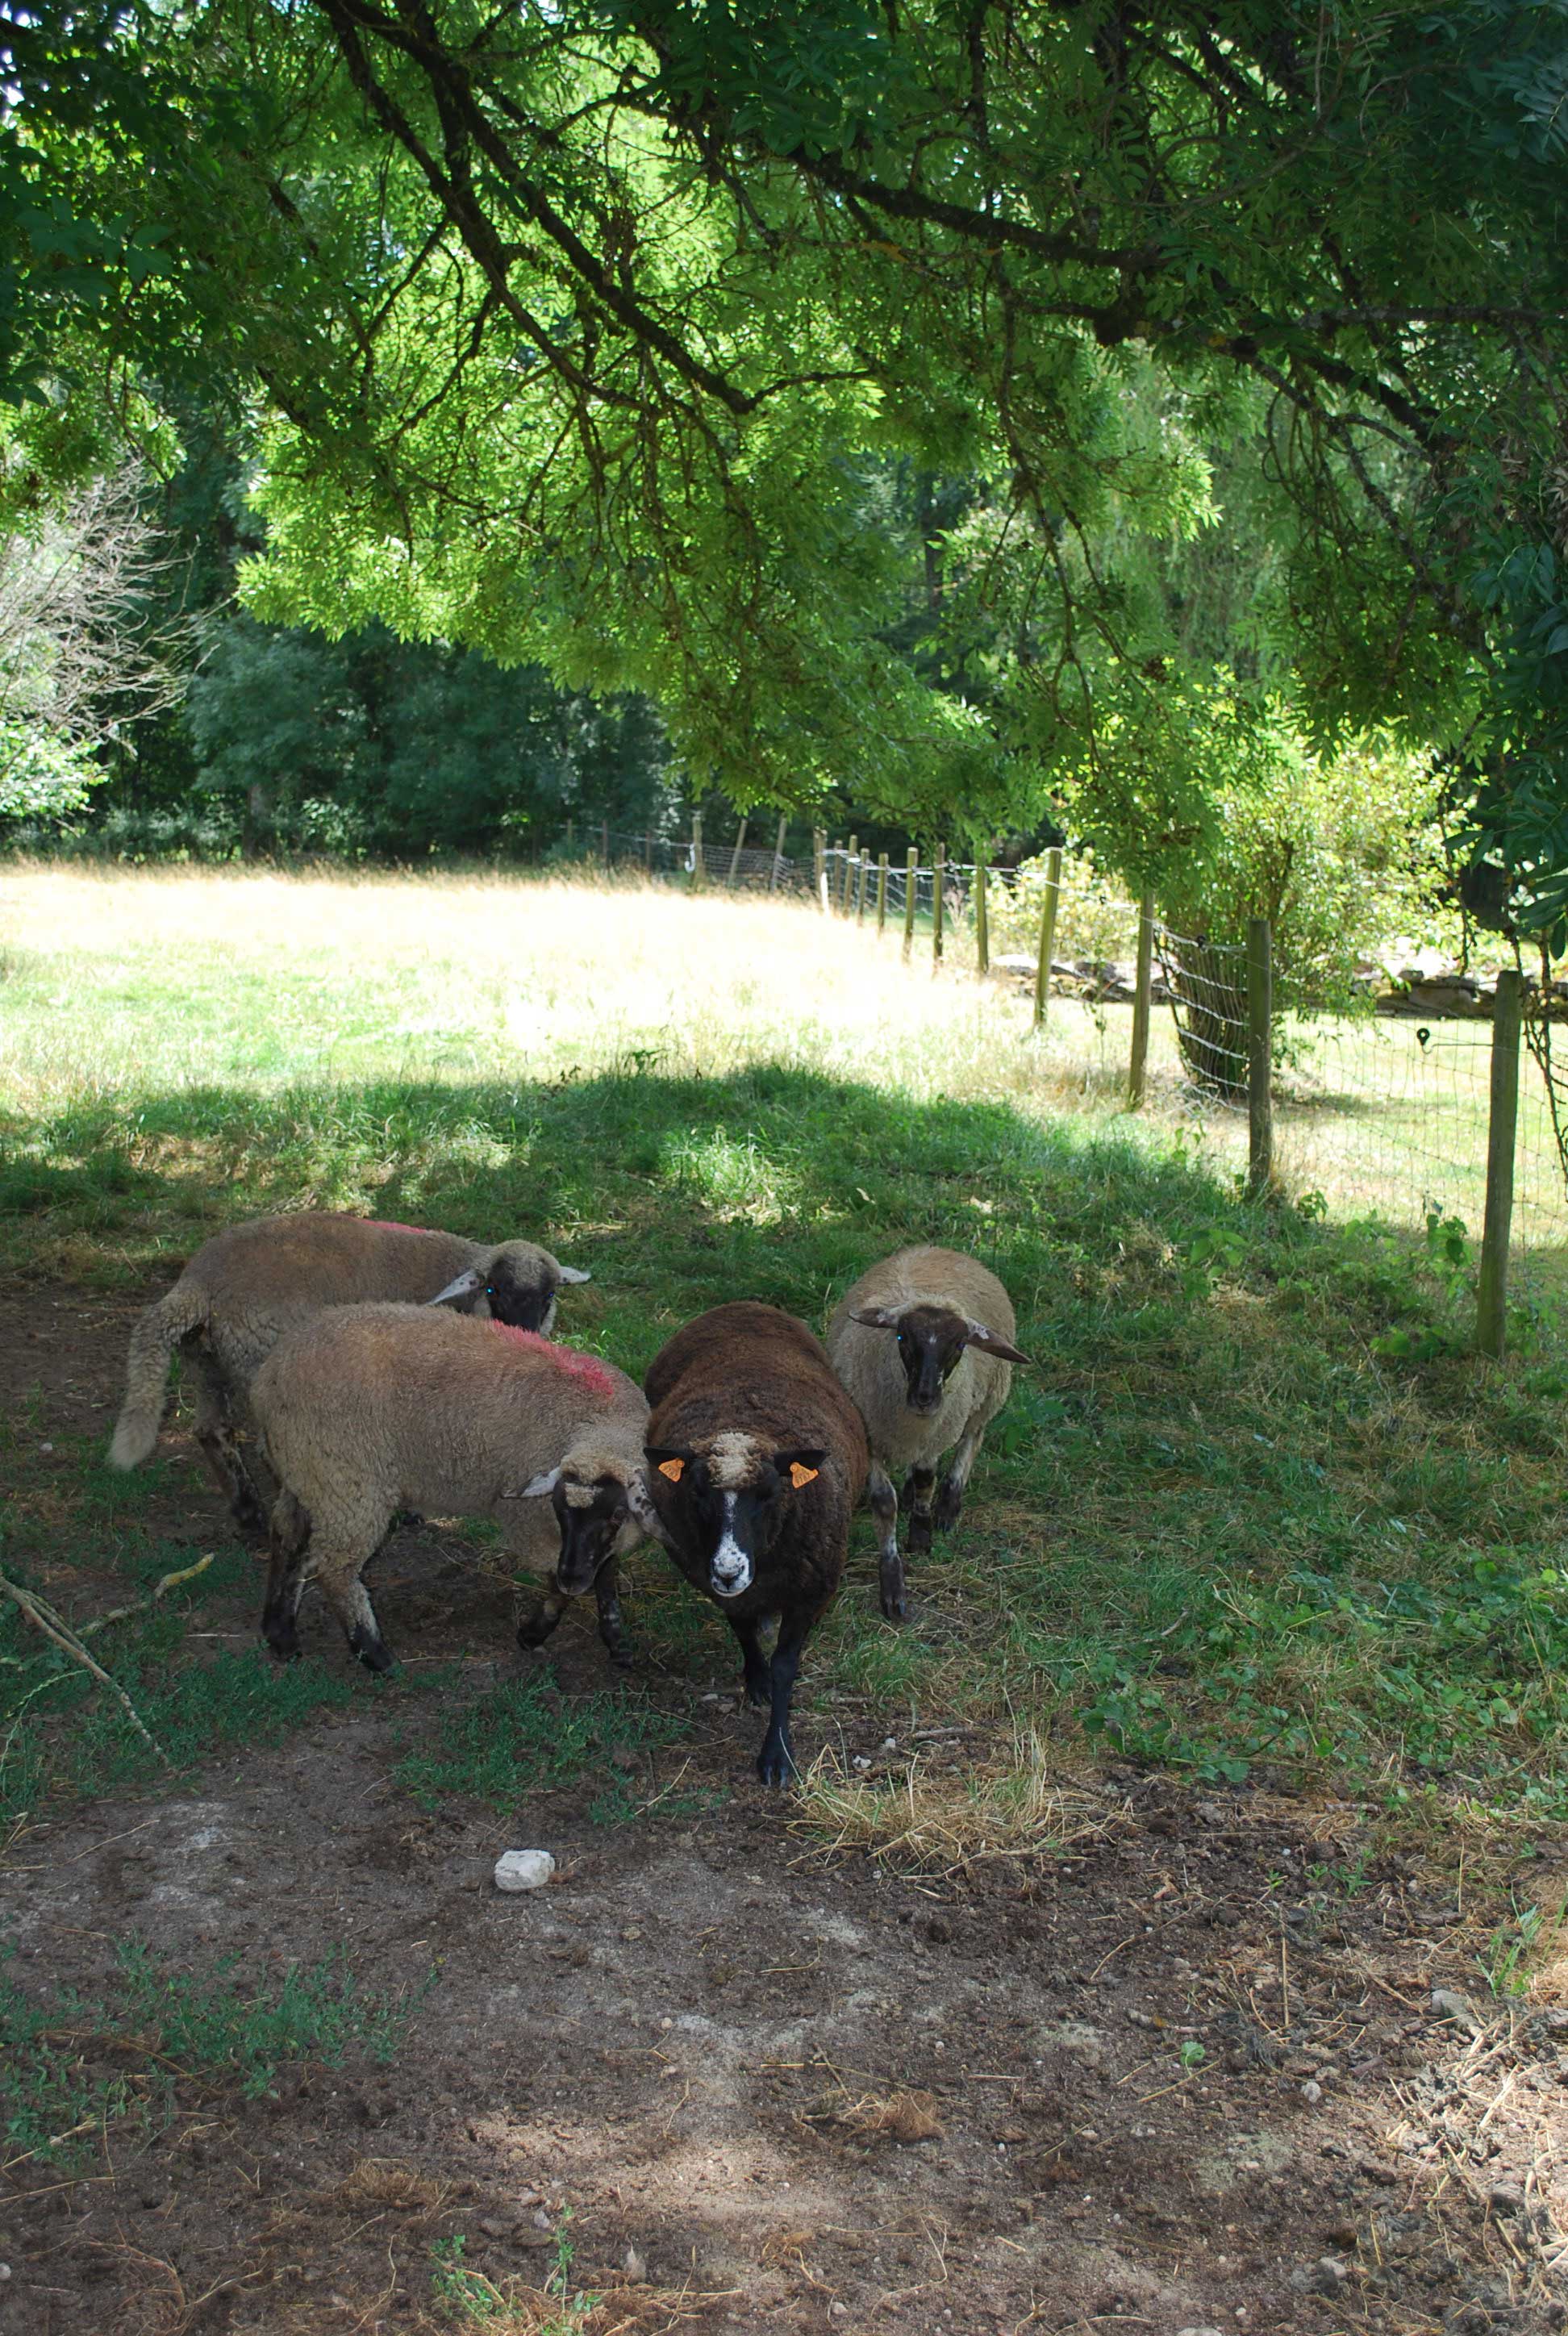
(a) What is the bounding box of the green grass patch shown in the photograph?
[0,1939,427,2171]
[2,866,1566,1832]
[394,1669,686,1816]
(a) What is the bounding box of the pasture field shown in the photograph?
[2,861,1567,2335]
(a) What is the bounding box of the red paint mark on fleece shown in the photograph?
[488,1323,616,1400]
[365,1220,435,1235]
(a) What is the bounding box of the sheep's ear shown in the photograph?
[963,1320,1032,1366]
[774,1446,828,1490]
[556,1265,592,1285]
[645,1446,693,1483]
[428,1266,483,1305]
[517,1467,561,1499]
[849,1305,902,1332]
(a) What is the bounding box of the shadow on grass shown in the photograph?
[4,1062,1567,1815]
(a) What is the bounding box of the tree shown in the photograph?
[10,5,1568,898]
[0,447,189,818]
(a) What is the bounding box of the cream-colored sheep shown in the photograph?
[249,1305,649,1673]
[827,1246,1029,1620]
[107,1212,590,1527]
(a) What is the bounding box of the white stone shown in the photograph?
[494,1850,556,1893]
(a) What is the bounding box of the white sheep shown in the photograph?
[827,1245,1030,1620]
[249,1304,649,1673]
[107,1211,590,1528]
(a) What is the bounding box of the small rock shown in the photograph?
[925,1917,951,1944]
[479,2214,510,2238]
[1175,2326,1228,2335]
[853,1754,872,1771]
[0,2264,10,2282]
[1301,2079,1323,2104]
[494,1850,556,1893]
[623,2246,647,2282]
[881,1737,897,1751]
[1315,2257,1349,2293]
[1488,2183,1525,2217]
[532,2208,553,2232]
[1430,1987,1484,2034]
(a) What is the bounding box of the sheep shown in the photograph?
[827,1245,1030,1622]
[107,1212,590,1529]
[248,1304,650,1675]
[641,1301,868,1786]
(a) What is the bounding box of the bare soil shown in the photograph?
[2,1285,1565,2336]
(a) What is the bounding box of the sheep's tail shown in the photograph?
[108,1281,208,1470]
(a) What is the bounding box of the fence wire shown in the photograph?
[578,826,1566,1293]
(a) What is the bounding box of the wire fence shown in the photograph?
[577,817,1567,1310]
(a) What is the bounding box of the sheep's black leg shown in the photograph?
[905,1465,936,1556]
[934,1428,982,1533]
[594,1566,634,1668]
[729,1616,772,1710]
[261,1493,311,1661]
[868,1461,904,1621]
[517,1588,568,1650]
[757,1609,814,1787]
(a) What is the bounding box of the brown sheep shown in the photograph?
[642,1302,868,1786]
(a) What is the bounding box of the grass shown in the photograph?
[394,1670,686,1818]
[0,1938,424,2171]
[2,860,1566,1848]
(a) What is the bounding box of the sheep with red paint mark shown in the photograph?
[248,1305,648,1674]
[108,1210,590,1529]
[641,1302,869,1786]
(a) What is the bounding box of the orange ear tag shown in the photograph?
[657,1458,685,1483]
[788,1463,819,1490]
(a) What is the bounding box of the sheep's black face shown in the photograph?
[892,1304,972,1414]
[645,1435,828,1600]
[551,1473,628,1596]
[486,1255,557,1335]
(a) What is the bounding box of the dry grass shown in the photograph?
[795,1729,1123,1876]
[834,2088,945,2145]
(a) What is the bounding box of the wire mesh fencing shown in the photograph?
[561,820,1566,1306]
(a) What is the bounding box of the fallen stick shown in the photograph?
[0,1569,169,1763]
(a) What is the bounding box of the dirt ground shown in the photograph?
[2,1285,1566,2336]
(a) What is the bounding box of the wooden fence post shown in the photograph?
[565,817,575,855]
[902,847,917,959]
[600,818,610,865]
[1477,966,1524,1358]
[856,852,869,923]
[932,843,946,968]
[974,845,990,976]
[1128,891,1154,1108]
[1247,916,1274,1195]
[769,813,787,894]
[1032,845,1062,1031]
[689,808,703,890]
[840,833,858,914]
[814,829,828,911]
[876,851,888,936]
[728,817,748,887]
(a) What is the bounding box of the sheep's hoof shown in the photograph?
[880,1588,907,1624]
[605,1639,636,1670]
[348,1626,394,1675]
[262,1624,300,1663]
[906,1515,933,1556]
[744,1675,770,1711]
[933,1478,963,1532]
[755,1737,796,1787]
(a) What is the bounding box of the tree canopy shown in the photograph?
[6,4,1567,916]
